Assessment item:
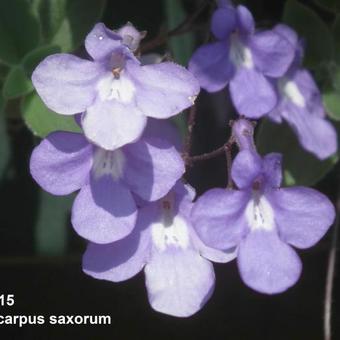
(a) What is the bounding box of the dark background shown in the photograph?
[0,0,339,339]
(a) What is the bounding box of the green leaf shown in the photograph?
[0,91,10,179]
[283,0,334,67]
[256,120,338,186]
[35,191,72,256]
[32,0,68,41]
[34,0,107,52]
[333,15,340,64]
[164,0,194,139]
[0,0,40,65]
[22,45,61,76]
[2,66,34,99]
[164,0,194,66]
[314,0,340,13]
[22,92,81,137]
[324,92,340,120]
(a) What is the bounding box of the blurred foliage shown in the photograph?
[257,120,339,186]
[164,0,195,138]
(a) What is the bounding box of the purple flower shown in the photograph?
[191,140,335,294]
[189,2,295,118]
[30,120,184,244]
[268,24,337,160]
[32,23,200,150]
[83,182,236,317]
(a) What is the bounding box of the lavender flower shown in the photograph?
[83,182,236,317]
[30,120,184,244]
[268,24,337,160]
[189,1,295,118]
[32,23,199,150]
[191,119,335,294]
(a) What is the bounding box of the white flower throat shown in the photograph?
[97,71,136,103]
[230,34,254,69]
[279,78,306,108]
[151,196,190,252]
[92,148,126,180]
[245,191,275,232]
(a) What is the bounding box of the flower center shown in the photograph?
[97,72,135,103]
[151,197,190,252]
[245,192,274,232]
[92,148,126,180]
[279,78,305,108]
[230,34,254,69]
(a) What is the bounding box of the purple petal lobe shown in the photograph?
[211,7,236,40]
[85,23,122,61]
[238,230,302,294]
[273,24,299,48]
[145,248,215,317]
[192,188,249,250]
[130,61,200,118]
[263,153,282,188]
[142,118,182,152]
[32,54,103,115]
[271,187,335,249]
[82,99,147,150]
[82,220,150,282]
[249,30,295,77]
[230,67,276,117]
[189,42,234,92]
[30,132,92,195]
[283,104,337,161]
[71,177,137,244]
[123,137,185,201]
[231,150,262,189]
[236,5,255,35]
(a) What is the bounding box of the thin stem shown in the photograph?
[324,192,340,340]
[140,0,212,53]
[187,143,228,164]
[225,141,234,189]
[183,105,197,160]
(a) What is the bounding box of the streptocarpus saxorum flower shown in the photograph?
[189,0,295,118]
[32,23,200,150]
[191,120,335,294]
[83,182,236,317]
[267,24,337,160]
[30,120,184,244]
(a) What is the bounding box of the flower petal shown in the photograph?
[236,5,255,35]
[85,23,122,61]
[30,132,92,195]
[211,7,236,40]
[145,248,215,317]
[238,230,302,294]
[82,99,147,150]
[189,41,234,92]
[191,188,249,250]
[270,187,335,249]
[142,118,182,152]
[71,176,137,244]
[230,67,277,118]
[231,150,262,189]
[249,30,295,77]
[273,24,299,48]
[123,137,185,201]
[32,54,103,115]
[82,214,151,282]
[284,104,337,160]
[129,61,200,119]
[263,153,282,188]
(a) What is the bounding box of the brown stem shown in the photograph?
[225,140,234,189]
[183,105,197,160]
[140,0,213,53]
